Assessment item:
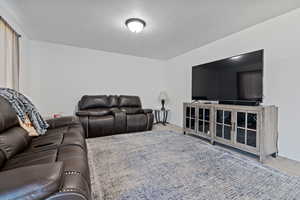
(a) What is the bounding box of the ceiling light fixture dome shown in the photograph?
[125,18,146,33]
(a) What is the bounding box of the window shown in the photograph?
[0,17,20,90]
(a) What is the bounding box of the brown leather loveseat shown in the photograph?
[0,97,91,200]
[76,95,154,138]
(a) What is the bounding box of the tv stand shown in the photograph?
[183,102,278,162]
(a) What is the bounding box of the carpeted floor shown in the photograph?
[87,130,300,200]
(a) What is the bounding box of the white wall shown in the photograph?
[165,8,300,161]
[29,40,166,116]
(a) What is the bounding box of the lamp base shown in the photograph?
[161,100,165,111]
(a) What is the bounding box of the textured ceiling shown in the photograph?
[4,0,300,59]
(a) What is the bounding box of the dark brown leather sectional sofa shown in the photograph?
[0,97,91,200]
[76,95,154,138]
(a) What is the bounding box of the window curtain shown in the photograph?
[0,17,20,91]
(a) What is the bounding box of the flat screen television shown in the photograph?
[192,50,263,105]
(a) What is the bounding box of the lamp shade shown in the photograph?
[159,91,168,102]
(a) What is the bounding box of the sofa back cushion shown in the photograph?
[79,95,110,110]
[119,95,141,108]
[0,127,31,159]
[0,97,18,132]
[0,96,30,161]
[108,95,119,107]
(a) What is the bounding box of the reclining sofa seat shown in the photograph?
[76,95,154,138]
[0,97,91,200]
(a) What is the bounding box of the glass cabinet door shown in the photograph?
[191,107,196,130]
[185,106,190,128]
[198,108,210,136]
[216,110,232,141]
[237,112,246,144]
[236,112,258,148]
[185,106,196,131]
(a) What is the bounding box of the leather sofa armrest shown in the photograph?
[141,109,153,114]
[141,109,154,130]
[0,162,64,200]
[47,116,80,129]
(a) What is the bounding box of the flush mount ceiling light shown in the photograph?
[125,18,146,33]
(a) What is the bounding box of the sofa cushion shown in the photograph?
[30,131,64,149]
[2,149,58,171]
[0,97,18,132]
[29,124,86,152]
[76,108,111,117]
[119,95,141,107]
[0,162,63,200]
[79,95,109,110]
[108,95,119,107]
[47,116,85,138]
[0,127,31,159]
[47,116,80,129]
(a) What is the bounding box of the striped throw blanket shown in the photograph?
[0,88,49,135]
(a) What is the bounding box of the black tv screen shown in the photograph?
[192,50,263,103]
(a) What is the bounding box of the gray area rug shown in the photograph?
[87,130,300,200]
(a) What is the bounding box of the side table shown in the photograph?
[154,109,170,126]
